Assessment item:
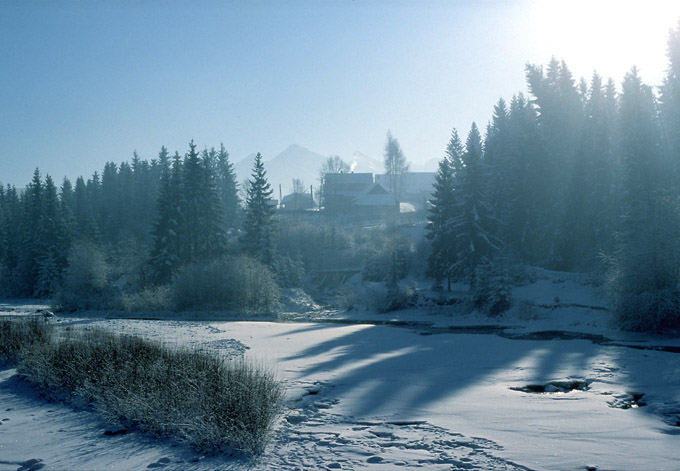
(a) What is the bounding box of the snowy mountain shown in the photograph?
[234,145,326,197]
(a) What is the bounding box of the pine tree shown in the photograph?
[34,175,70,297]
[484,98,511,241]
[0,186,22,295]
[16,169,44,296]
[241,152,275,264]
[150,152,183,283]
[100,161,120,243]
[180,141,226,263]
[73,176,99,242]
[450,123,498,284]
[526,59,585,268]
[216,143,240,231]
[660,19,680,183]
[606,67,678,331]
[426,129,462,291]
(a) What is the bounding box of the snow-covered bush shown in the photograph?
[171,255,279,312]
[472,263,512,317]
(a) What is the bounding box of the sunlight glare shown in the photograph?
[530,0,680,84]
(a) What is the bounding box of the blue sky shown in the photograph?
[2,0,679,187]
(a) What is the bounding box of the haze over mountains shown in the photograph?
[234,144,438,197]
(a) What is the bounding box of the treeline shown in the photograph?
[0,141,254,305]
[427,21,680,330]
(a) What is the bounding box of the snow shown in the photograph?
[1,270,680,470]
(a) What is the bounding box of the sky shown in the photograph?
[2,0,680,188]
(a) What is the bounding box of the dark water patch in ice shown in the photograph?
[511,380,591,394]
[607,392,646,409]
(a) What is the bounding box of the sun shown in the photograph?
[529,0,680,85]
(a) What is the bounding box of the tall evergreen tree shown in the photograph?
[150,152,184,283]
[181,141,225,263]
[34,175,70,297]
[605,67,677,331]
[216,143,240,231]
[73,176,99,242]
[16,169,44,295]
[450,124,498,284]
[426,129,462,290]
[0,186,21,295]
[241,152,275,264]
[660,19,680,182]
[484,98,511,240]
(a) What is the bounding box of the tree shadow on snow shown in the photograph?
[280,323,606,419]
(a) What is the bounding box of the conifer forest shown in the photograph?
[2,22,680,334]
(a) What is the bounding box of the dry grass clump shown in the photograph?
[0,316,51,365]
[2,318,282,455]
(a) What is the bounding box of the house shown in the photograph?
[375,172,436,211]
[280,191,314,211]
[354,183,399,220]
[322,172,374,214]
[322,172,398,221]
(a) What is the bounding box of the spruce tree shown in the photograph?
[484,98,511,241]
[216,143,240,231]
[450,123,498,284]
[16,169,43,296]
[73,176,99,242]
[426,129,461,291]
[34,175,70,297]
[660,19,680,183]
[241,152,275,264]
[150,152,183,283]
[606,67,677,331]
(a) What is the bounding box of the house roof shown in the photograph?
[354,183,397,207]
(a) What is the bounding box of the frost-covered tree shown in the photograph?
[241,153,275,264]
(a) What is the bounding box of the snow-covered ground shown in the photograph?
[1,271,679,470]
